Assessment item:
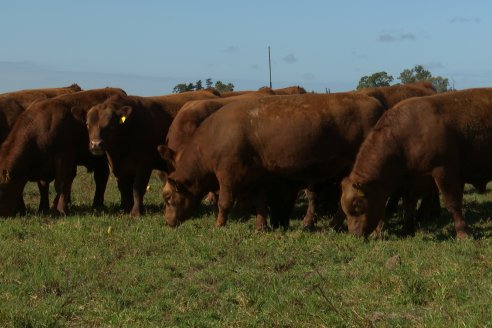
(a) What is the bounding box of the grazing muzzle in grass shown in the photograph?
[341,177,385,238]
[163,178,200,227]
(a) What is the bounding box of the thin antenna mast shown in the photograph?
[268,46,272,88]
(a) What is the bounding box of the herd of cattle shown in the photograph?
[0,82,490,239]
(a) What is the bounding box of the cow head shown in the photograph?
[340,177,386,237]
[162,175,201,227]
[82,102,133,156]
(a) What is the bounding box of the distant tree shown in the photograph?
[398,65,449,93]
[173,79,235,93]
[356,71,394,90]
[214,80,234,93]
[172,83,189,93]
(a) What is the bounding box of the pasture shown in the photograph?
[1,169,492,327]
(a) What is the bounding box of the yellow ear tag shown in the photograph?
[120,116,127,124]
[357,189,365,197]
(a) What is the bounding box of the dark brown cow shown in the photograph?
[341,88,492,239]
[81,90,219,217]
[0,88,125,216]
[0,84,84,213]
[158,93,385,229]
[0,84,82,108]
[302,82,437,229]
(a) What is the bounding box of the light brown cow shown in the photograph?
[159,92,385,230]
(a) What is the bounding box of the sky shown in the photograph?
[1,0,491,95]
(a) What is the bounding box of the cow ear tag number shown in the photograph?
[120,116,127,124]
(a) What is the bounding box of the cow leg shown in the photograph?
[385,188,403,217]
[432,168,468,239]
[53,161,76,216]
[117,177,134,213]
[253,190,269,231]
[216,184,234,227]
[268,180,298,229]
[302,188,317,230]
[92,156,109,209]
[37,181,50,214]
[17,195,27,216]
[130,169,152,217]
[401,194,418,237]
[416,188,441,221]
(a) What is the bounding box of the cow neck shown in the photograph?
[351,124,405,191]
[174,144,213,198]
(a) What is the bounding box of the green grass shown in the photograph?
[1,170,492,327]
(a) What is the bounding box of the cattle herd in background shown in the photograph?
[0,82,490,239]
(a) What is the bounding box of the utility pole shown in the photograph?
[268,46,272,88]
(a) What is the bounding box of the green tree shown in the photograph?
[356,71,394,90]
[172,83,189,93]
[214,80,234,93]
[205,78,213,89]
[195,80,203,90]
[398,65,449,93]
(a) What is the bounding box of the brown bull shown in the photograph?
[0,88,125,216]
[80,90,219,217]
[341,88,492,239]
[159,93,385,230]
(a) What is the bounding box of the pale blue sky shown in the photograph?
[1,0,491,95]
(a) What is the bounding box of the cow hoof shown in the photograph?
[256,225,271,232]
[456,230,470,240]
[302,224,316,232]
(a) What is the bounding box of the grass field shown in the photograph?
[1,169,492,327]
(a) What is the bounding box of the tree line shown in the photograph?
[357,65,451,93]
[173,79,234,93]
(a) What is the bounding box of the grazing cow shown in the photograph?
[81,90,219,217]
[0,88,125,216]
[302,82,437,229]
[341,88,492,239]
[158,93,385,229]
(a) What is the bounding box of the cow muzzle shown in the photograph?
[89,139,105,155]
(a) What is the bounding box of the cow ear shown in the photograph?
[71,106,86,122]
[117,106,133,124]
[157,145,175,162]
[0,169,11,184]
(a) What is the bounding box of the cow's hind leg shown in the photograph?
[216,183,234,227]
[432,168,468,239]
